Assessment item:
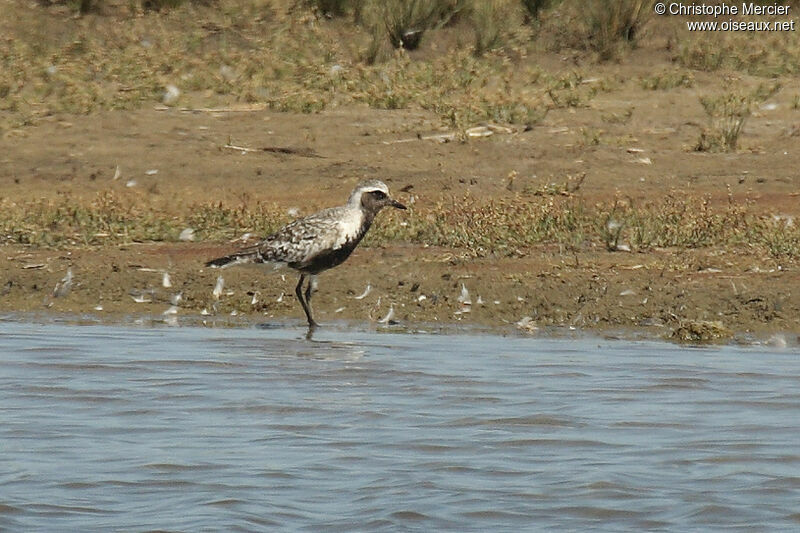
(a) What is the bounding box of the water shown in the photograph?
[1,320,799,532]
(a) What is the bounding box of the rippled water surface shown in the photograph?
[1,321,799,531]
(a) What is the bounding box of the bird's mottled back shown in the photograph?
[258,205,355,268]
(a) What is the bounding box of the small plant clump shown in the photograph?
[468,0,525,56]
[521,0,554,19]
[671,320,733,343]
[695,83,781,152]
[372,0,465,51]
[585,0,653,59]
[641,69,694,90]
[306,0,350,18]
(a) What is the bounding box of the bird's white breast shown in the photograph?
[333,208,365,249]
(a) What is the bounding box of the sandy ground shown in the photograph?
[2,74,799,343]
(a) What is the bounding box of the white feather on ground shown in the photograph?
[458,283,471,306]
[378,304,395,324]
[354,283,372,300]
[53,268,73,298]
[212,276,224,299]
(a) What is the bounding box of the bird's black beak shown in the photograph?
[390,199,407,210]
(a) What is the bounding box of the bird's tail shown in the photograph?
[205,249,260,269]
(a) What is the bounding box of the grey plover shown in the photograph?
[206,180,406,328]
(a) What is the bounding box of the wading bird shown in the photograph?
[206,180,406,331]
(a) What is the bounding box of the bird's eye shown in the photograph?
[372,190,387,199]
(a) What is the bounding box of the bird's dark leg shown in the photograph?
[304,275,315,306]
[295,274,318,329]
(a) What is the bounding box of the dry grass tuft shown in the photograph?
[695,82,781,152]
[585,0,653,59]
[640,69,694,90]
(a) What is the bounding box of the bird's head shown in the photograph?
[349,180,407,212]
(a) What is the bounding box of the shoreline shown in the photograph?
[1,308,796,348]
[2,242,797,345]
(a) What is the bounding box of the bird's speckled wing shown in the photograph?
[257,206,362,266]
